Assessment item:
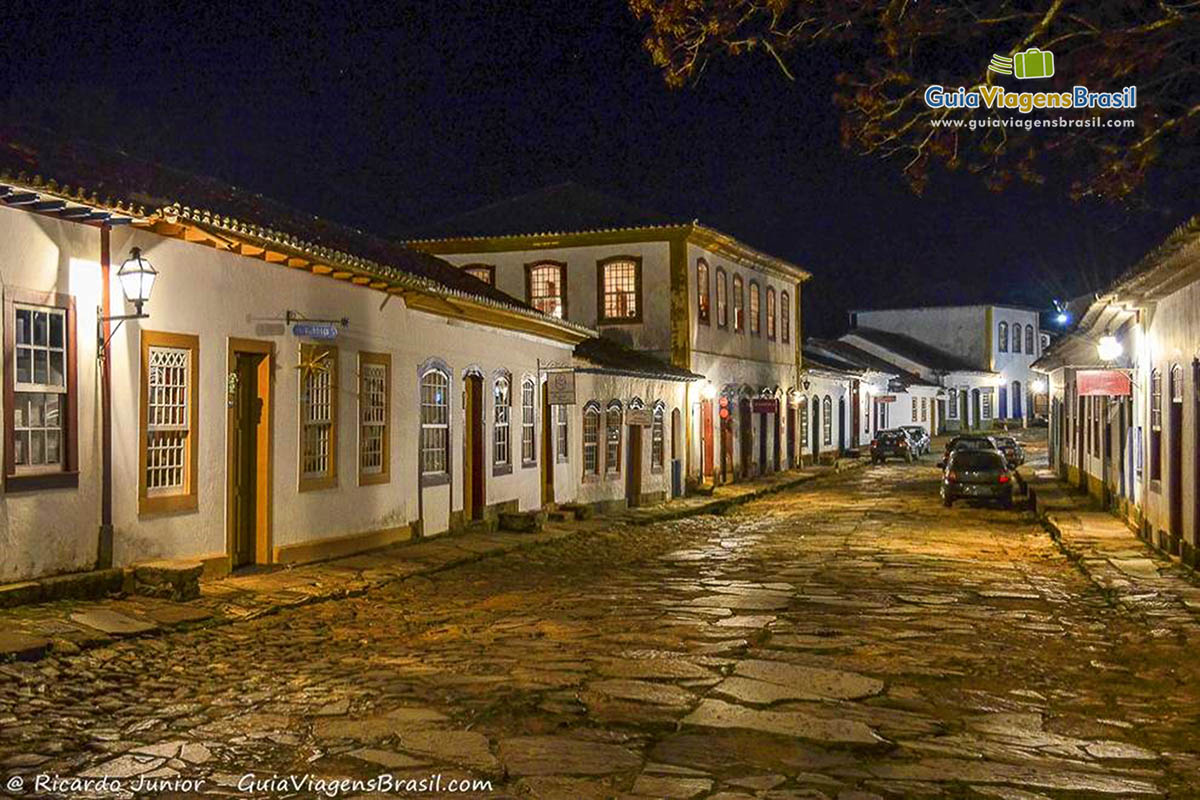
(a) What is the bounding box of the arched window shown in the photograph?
[799,399,809,448]
[419,367,450,479]
[1150,368,1163,480]
[766,287,776,340]
[605,401,622,475]
[1026,325,1035,354]
[582,402,600,476]
[521,377,536,465]
[527,261,566,319]
[780,291,790,344]
[462,264,494,285]
[716,268,728,328]
[1012,380,1022,418]
[998,322,1008,352]
[493,373,511,469]
[749,281,761,336]
[732,275,745,333]
[1012,324,1023,353]
[948,387,959,419]
[822,396,833,445]
[696,260,710,325]
[651,402,665,471]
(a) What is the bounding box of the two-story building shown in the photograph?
[846,304,1043,429]
[407,183,811,486]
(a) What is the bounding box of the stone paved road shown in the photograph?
[3,458,1199,799]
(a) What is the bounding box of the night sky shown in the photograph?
[2,1,1191,335]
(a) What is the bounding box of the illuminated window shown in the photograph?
[583,402,600,475]
[822,396,832,445]
[998,322,1008,352]
[716,268,728,328]
[140,331,199,513]
[982,389,993,419]
[599,257,641,322]
[605,402,622,474]
[420,367,450,479]
[527,262,566,319]
[921,397,928,422]
[359,353,390,484]
[697,259,710,325]
[749,281,761,336]
[732,275,744,333]
[462,264,494,285]
[494,373,511,469]
[781,291,790,344]
[651,402,665,471]
[300,344,338,489]
[521,377,536,465]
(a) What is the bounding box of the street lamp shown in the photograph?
[115,247,158,318]
[700,381,717,400]
[1031,378,1047,394]
[1097,334,1123,362]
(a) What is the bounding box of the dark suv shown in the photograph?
[870,429,914,463]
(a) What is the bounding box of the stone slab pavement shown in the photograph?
[1027,467,1200,628]
[0,460,859,664]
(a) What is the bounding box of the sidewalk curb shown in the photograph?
[1,463,862,664]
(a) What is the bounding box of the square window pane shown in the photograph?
[14,432,27,465]
[33,311,48,346]
[45,430,60,464]
[49,313,64,348]
[16,349,31,384]
[44,393,60,428]
[30,430,44,464]
[28,393,44,427]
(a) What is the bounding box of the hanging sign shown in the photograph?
[1078,369,1131,397]
[292,322,339,340]
[546,370,576,405]
[876,395,897,403]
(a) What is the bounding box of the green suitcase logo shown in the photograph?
[1014,48,1054,79]
[988,48,1055,79]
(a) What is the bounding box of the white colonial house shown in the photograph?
[0,131,695,587]
[1035,216,1200,573]
[407,183,811,487]
[848,304,1044,428]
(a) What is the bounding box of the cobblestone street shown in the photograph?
[3,456,1200,799]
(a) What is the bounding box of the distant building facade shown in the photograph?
[408,184,811,485]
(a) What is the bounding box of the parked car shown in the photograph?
[871,429,915,463]
[992,435,1025,467]
[900,425,931,455]
[940,435,998,465]
[941,449,1014,508]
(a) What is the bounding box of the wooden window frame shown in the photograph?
[525,260,568,320]
[555,403,569,463]
[716,268,728,329]
[138,330,199,515]
[732,274,745,334]
[651,402,665,473]
[766,286,776,341]
[298,343,338,492]
[521,376,537,468]
[358,351,391,486]
[749,280,761,337]
[781,290,790,344]
[696,259,711,326]
[822,396,832,446]
[419,363,451,487]
[596,256,644,325]
[605,401,623,477]
[493,371,513,476]
[4,288,78,492]
[582,402,600,480]
[462,264,495,286]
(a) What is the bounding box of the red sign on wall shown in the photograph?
[751,398,779,414]
[1077,370,1132,396]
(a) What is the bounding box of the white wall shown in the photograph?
[854,306,990,369]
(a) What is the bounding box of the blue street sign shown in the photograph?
[292,323,339,340]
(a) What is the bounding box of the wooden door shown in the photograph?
[541,389,554,506]
[758,413,768,474]
[739,400,753,478]
[464,375,485,520]
[227,340,272,570]
[720,414,733,484]
[786,407,795,468]
[1169,367,1183,547]
[700,399,714,478]
[626,425,643,507]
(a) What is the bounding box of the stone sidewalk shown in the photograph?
[0,460,860,664]
[1027,467,1200,628]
